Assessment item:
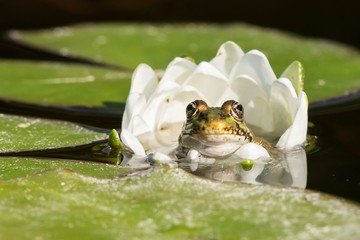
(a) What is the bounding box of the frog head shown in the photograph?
[179,100,253,157]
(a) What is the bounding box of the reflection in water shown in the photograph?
[2,92,360,201]
[179,148,307,189]
[0,126,308,190]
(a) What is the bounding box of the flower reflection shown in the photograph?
[180,147,307,188]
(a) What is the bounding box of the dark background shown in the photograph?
[0,0,359,49]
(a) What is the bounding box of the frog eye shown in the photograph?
[230,101,244,121]
[186,101,200,120]
[186,100,207,120]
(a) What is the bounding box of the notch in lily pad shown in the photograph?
[240,159,254,171]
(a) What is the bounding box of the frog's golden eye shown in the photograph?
[225,100,244,121]
[186,100,208,120]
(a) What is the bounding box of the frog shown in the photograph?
[178,99,273,160]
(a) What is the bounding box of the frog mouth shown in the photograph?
[180,134,249,158]
[194,133,248,143]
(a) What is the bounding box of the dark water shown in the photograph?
[307,94,360,202]
[0,37,360,203]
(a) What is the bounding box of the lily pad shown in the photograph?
[0,167,359,239]
[10,23,360,101]
[0,157,135,180]
[0,114,106,152]
[0,60,131,107]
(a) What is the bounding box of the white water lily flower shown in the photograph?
[121,41,308,161]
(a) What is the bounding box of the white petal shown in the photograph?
[235,142,270,160]
[270,77,299,137]
[141,87,180,132]
[230,75,269,134]
[153,79,179,94]
[214,87,238,107]
[127,115,152,137]
[161,57,197,85]
[231,75,268,105]
[159,86,207,126]
[230,50,276,89]
[271,78,298,115]
[120,129,146,156]
[184,62,229,105]
[122,92,146,129]
[137,122,181,155]
[130,64,158,99]
[158,100,186,126]
[244,96,275,137]
[173,85,207,104]
[210,41,244,77]
[276,92,308,149]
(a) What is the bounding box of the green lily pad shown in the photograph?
[0,114,106,152]
[10,23,360,101]
[0,167,359,239]
[0,157,135,180]
[0,60,131,107]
